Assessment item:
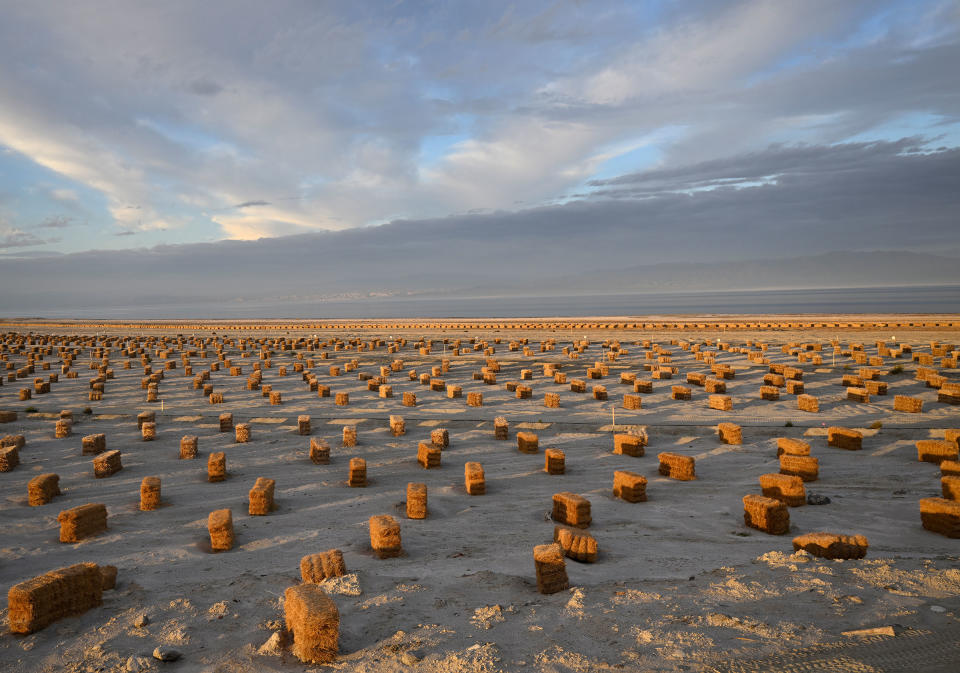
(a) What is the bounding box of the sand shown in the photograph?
[0,317,958,672]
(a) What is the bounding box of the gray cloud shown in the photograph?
[233,200,271,209]
[0,229,48,248]
[37,215,75,229]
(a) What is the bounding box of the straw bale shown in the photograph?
[298,415,311,436]
[786,380,805,395]
[28,473,60,506]
[19,389,31,400]
[58,503,107,542]
[93,450,122,478]
[570,379,587,393]
[798,394,819,412]
[671,385,691,400]
[544,448,565,475]
[942,476,960,501]
[335,392,349,406]
[300,550,347,584]
[1,433,25,450]
[249,477,276,515]
[687,372,706,386]
[864,380,888,395]
[431,428,449,449]
[348,457,366,487]
[467,391,483,407]
[614,432,646,457]
[406,482,428,519]
[208,452,226,482]
[219,412,233,432]
[369,514,402,558]
[139,476,161,511]
[446,385,461,399]
[717,422,742,445]
[342,425,357,448]
[208,509,234,551]
[705,379,726,394]
[208,391,224,404]
[99,565,117,591]
[792,533,868,559]
[759,473,805,507]
[430,378,446,391]
[846,387,870,403]
[709,394,733,411]
[919,498,960,538]
[759,385,780,401]
[842,374,864,387]
[141,421,156,441]
[777,437,810,456]
[591,385,607,401]
[465,461,486,495]
[742,494,789,535]
[828,427,862,450]
[658,452,696,480]
[54,419,71,439]
[551,492,591,528]
[7,563,103,634]
[177,435,198,459]
[940,460,960,477]
[417,442,442,469]
[0,443,19,472]
[533,543,569,594]
[309,438,330,464]
[917,440,958,464]
[634,380,653,394]
[235,423,251,443]
[390,415,405,436]
[553,526,597,563]
[613,470,647,503]
[517,431,539,454]
[284,584,340,664]
[0,410,16,423]
[945,429,960,447]
[268,390,282,405]
[653,368,673,380]
[894,395,923,413]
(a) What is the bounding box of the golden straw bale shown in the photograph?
[687,372,706,386]
[467,391,483,406]
[139,476,161,511]
[378,384,392,398]
[742,494,789,535]
[614,432,646,457]
[406,482,428,519]
[792,533,868,559]
[235,423,251,443]
[318,385,330,398]
[777,438,810,456]
[390,415,405,436]
[613,470,647,503]
[19,388,31,401]
[717,422,742,445]
[553,526,598,563]
[431,428,449,449]
[570,379,586,393]
[269,391,282,405]
[93,450,122,478]
[465,461,486,494]
[54,419,71,438]
[917,440,958,464]
[517,431,539,454]
[81,433,106,455]
[58,503,107,542]
[208,509,234,551]
[342,425,357,448]
[798,394,819,412]
[828,427,862,450]
[446,385,461,399]
[533,543,569,594]
[709,394,733,411]
[208,452,227,482]
[335,392,349,406]
[208,392,223,404]
[28,473,60,506]
[940,459,960,477]
[300,550,347,583]
[0,445,19,472]
[494,416,508,440]
[544,448,565,475]
[894,395,923,413]
[670,385,691,400]
[219,412,233,432]
[1,434,25,450]
[298,415,311,436]
[941,476,960,501]
[622,393,642,410]
[551,492,591,528]
[544,392,561,408]
[284,584,339,664]
[759,473,805,506]
[179,435,198,459]
[704,379,726,394]
[865,380,888,395]
[309,438,330,464]
[141,422,156,441]
[248,477,276,515]
[99,565,117,591]
[846,387,870,403]
[348,457,366,487]
[369,514,402,558]
[760,385,780,401]
[919,498,960,538]
[786,380,805,395]
[7,563,103,634]
[417,442,442,469]
[658,452,695,480]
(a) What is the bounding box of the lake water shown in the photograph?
[14,285,959,319]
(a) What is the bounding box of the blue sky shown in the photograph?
[0,0,958,255]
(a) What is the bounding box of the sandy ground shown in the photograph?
[1,320,959,672]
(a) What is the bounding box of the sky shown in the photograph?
[0,0,959,312]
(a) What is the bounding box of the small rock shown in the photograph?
[930,605,946,613]
[133,614,150,628]
[257,632,284,656]
[152,646,181,662]
[807,493,831,505]
[400,650,422,665]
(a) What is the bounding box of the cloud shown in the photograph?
[0,227,47,249]
[233,200,271,209]
[37,215,75,229]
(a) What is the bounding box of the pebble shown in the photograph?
[930,605,946,613]
[807,493,831,505]
[133,614,149,628]
[153,646,182,662]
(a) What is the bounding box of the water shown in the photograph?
[12,285,959,319]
